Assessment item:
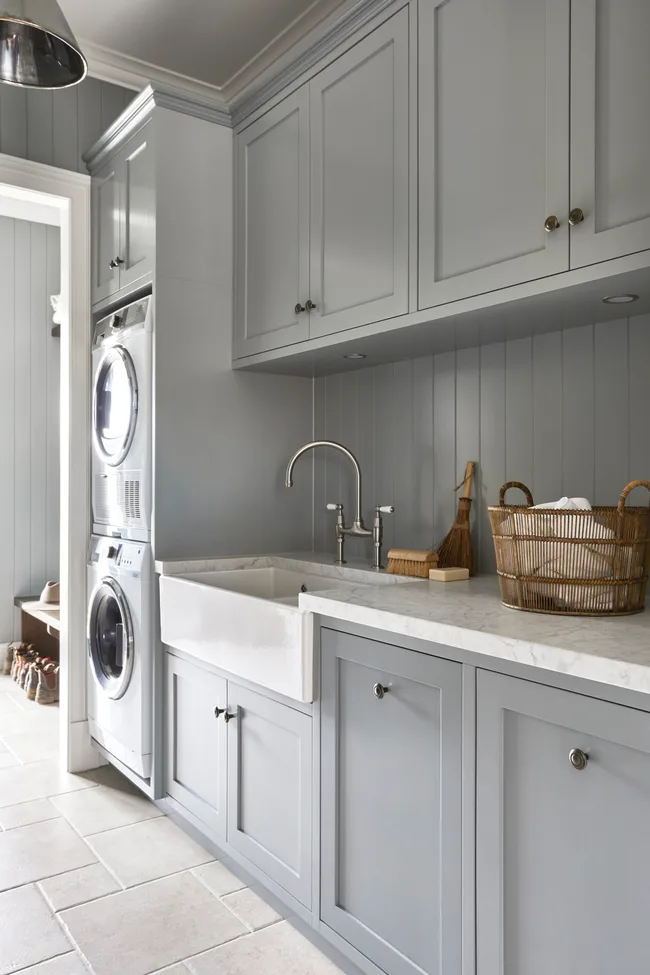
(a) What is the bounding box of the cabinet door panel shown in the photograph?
[309,9,409,337]
[477,670,650,975]
[570,0,650,266]
[92,160,120,305]
[419,0,569,309]
[165,653,227,838]
[321,629,462,975]
[234,90,310,357]
[120,124,155,290]
[227,683,312,907]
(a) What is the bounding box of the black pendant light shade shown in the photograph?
[0,1,87,88]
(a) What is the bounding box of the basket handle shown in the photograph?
[617,480,650,515]
[499,482,535,507]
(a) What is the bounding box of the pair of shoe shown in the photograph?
[6,644,60,705]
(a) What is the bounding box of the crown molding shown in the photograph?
[219,0,347,103]
[81,39,229,106]
[81,0,399,152]
[83,84,233,170]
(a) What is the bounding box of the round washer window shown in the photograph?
[93,348,138,466]
[88,579,134,700]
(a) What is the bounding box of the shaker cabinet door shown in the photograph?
[164,653,227,839]
[418,0,570,309]
[476,670,650,975]
[234,89,311,357]
[92,158,121,306]
[570,0,650,267]
[320,628,462,975]
[308,8,410,338]
[119,123,155,291]
[226,683,312,907]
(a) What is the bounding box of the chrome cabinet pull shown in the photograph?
[569,748,589,770]
[109,256,124,269]
[568,207,585,226]
[544,215,560,233]
[373,683,388,700]
[295,303,306,314]
[214,706,225,719]
[223,712,236,723]
[306,299,317,311]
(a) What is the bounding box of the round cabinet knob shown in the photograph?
[306,300,317,312]
[295,303,306,314]
[223,712,236,723]
[214,706,225,719]
[569,748,589,771]
[569,207,585,226]
[373,683,389,700]
[544,215,561,233]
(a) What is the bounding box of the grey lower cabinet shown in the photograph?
[476,669,650,975]
[91,121,154,307]
[164,652,227,838]
[164,652,312,908]
[227,683,312,907]
[320,628,463,975]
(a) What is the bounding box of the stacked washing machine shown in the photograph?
[87,294,155,782]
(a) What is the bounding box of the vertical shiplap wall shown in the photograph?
[314,316,650,572]
[0,77,134,173]
[0,218,61,640]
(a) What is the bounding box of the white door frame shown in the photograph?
[0,152,97,773]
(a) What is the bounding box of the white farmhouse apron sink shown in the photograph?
[159,565,364,703]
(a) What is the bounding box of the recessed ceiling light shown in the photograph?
[602,293,639,304]
[344,353,366,360]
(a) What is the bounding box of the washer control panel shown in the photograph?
[88,536,146,575]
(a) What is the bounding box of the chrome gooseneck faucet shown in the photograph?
[285,440,394,569]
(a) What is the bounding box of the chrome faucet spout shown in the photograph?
[285,440,366,528]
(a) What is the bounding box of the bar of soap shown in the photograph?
[429,567,470,582]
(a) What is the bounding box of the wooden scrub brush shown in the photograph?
[436,461,477,576]
[387,548,439,578]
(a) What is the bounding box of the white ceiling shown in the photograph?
[60,0,346,93]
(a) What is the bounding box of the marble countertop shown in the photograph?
[156,551,650,697]
[299,576,650,697]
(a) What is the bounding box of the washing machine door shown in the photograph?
[93,347,138,467]
[87,578,135,700]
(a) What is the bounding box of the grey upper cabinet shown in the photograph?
[418,0,570,310]
[308,8,410,338]
[234,89,311,358]
[320,628,462,975]
[118,125,155,292]
[90,122,154,307]
[476,670,650,975]
[570,0,650,267]
[164,652,227,839]
[227,683,312,907]
[91,158,121,306]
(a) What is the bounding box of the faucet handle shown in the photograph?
[326,503,344,512]
[376,505,395,515]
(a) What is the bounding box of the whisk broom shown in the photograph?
[437,461,476,576]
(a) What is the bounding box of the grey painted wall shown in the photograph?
[0,218,61,640]
[152,111,314,561]
[313,315,650,573]
[0,77,134,172]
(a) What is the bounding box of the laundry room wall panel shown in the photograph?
[152,112,313,560]
[313,316,650,573]
[0,218,60,641]
[0,77,133,174]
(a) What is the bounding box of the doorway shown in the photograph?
[0,153,92,774]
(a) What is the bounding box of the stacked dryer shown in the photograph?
[87,295,155,783]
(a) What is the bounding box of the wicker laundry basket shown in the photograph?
[488,480,650,616]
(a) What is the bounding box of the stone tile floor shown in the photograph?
[0,674,343,975]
